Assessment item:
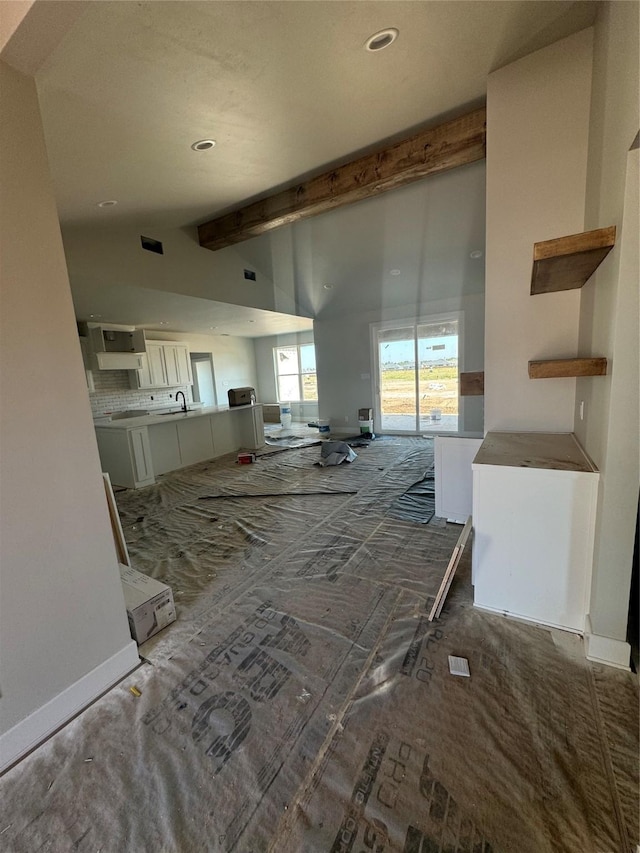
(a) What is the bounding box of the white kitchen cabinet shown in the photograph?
[95,426,155,489]
[238,404,264,450]
[147,343,169,386]
[211,411,237,457]
[177,417,215,467]
[472,431,598,634]
[147,422,181,475]
[95,405,264,488]
[164,345,192,385]
[129,341,192,389]
[434,436,483,523]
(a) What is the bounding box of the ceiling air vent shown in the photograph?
[141,236,163,255]
[244,269,256,281]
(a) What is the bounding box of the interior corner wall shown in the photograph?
[484,28,594,432]
[143,330,258,407]
[314,293,484,435]
[254,331,319,420]
[0,61,138,768]
[60,224,278,314]
[576,0,640,643]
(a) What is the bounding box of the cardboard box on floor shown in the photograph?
[119,564,176,644]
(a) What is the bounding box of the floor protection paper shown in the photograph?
[0,437,637,853]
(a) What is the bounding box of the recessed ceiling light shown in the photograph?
[89,313,102,318]
[470,250,483,259]
[209,326,217,330]
[191,139,216,151]
[365,28,399,52]
[323,284,334,290]
[390,269,401,276]
[96,200,117,208]
[248,320,256,323]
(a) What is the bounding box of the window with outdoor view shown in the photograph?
[274,344,317,402]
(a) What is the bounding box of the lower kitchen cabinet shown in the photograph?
[148,422,181,476]
[472,431,598,634]
[96,405,264,488]
[211,411,237,457]
[177,417,215,467]
[238,404,264,450]
[95,426,155,489]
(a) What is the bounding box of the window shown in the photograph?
[274,344,317,402]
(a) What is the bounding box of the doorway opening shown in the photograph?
[190,353,217,407]
[373,314,461,434]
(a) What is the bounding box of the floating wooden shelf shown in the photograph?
[460,371,484,396]
[530,226,616,295]
[528,358,607,379]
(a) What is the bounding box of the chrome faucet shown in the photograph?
[176,391,187,413]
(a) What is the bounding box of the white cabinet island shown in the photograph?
[94,404,264,489]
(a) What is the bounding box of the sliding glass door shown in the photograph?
[375,315,460,433]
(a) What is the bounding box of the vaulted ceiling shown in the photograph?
[24,1,597,335]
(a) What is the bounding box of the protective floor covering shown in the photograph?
[1,438,638,853]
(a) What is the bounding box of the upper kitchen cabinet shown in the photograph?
[130,341,192,389]
[88,323,146,354]
[164,344,193,386]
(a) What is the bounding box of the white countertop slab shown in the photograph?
[94,403,261,430]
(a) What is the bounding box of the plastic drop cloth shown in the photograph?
[0,438,637,853]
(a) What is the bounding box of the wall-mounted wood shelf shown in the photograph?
[528,358,607,379]
[460,371,484,395]
[530,226,616,295]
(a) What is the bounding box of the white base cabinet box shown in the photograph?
[472,432,598,634]
[434,436,483,523]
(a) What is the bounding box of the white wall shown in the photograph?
[144,330,258,408]
[484,28,594,432]
[577,1,639,646]
[61,224,279,313]
[0,60,138,768]
[315,294,484,434]
[254,330,319,421]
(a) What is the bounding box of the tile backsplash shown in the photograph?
[89,370,193,418]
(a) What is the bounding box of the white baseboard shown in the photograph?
[0,641,139,772]
[584,615,631,670]
[473,603,584,635]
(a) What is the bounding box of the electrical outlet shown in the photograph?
[580,401,585,420]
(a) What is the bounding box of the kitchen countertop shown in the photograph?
[94,403,261,429]
[472,431,597,472]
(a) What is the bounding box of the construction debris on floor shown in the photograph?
[0,438,637,853]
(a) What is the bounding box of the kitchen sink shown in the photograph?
[111,409,149,419]
[157,409,197,415]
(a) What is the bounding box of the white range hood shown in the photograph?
[83,322,147,371]
[94,352,145,370]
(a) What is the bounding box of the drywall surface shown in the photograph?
[60,223,278,313]
[0,62,136,750]
[145,330,259,407]
[315,294,484,434]
[577,1,639,642]
[254,331,319,421]
[484,28,593,432]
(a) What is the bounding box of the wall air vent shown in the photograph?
[141,236,164,255]
[244,269,256,281]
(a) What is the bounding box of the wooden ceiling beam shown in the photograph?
[198,107,486,252]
